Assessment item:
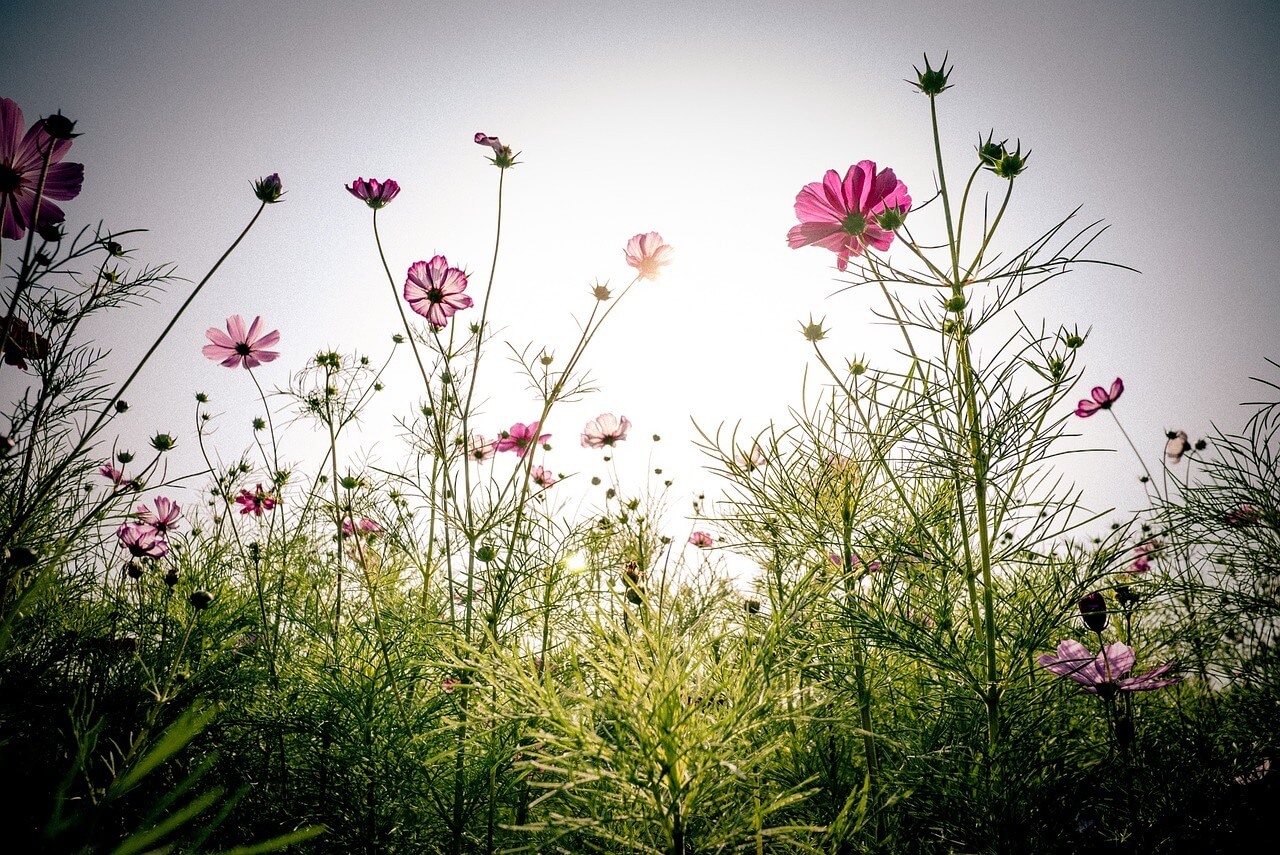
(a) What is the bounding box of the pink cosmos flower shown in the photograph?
[786,161,911,271]
[624,232,674,281]
[468,433,495,462]
[202,315,281,369]
[495,421,549,458]
[530,465,557,488]
[0,98,85,241]
[1037,639,1179,696]
[1223,504,1261,528]
[235,484,278,516]
[99,464,124,486]
[689,531,713,548]
[116,522,169,559]
[1074,378,1124,417]
[442,676,459,694]
[136,497,181,534]
[342,518,381,537]
[346,177,400,209]
[404,256,473,327]
[581,413,631,449]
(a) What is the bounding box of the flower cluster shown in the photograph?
[116,497,182,559]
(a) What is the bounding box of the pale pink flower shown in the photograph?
[442,676,459,694]
[495,421,549,458]
[116,522,169,559]
[468,433,495,462]
[346,177,400,209]
[734,445,766,472]
[530,465,557,488]
[786,161,911,271]
[624,232,674,281]
[342,518,381,537]
[235,484,278,516]
[1074,378,1124,417]
[689,531,713,548]
[202,315,281,369]
[581,413,631,449]
[1037,639,1179,696]
[1164,430,1191,464]
[135,496,181,534]
[404,256,472,327]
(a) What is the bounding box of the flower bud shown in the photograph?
[189,590,213,610]
[993,141,1030,179]
[800,315,829,342]
[476,545,497,563]
[150,433,177,452]
[115,400,129,413]
[977,131,1006,169]
[911,53,953,96]
[40,111,80,141]
[1079,591,1108,632]
[253,172,284,203]
[125,561,144,579]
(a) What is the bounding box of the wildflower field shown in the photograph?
[1,52,1278,855]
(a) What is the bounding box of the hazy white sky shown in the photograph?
[3,0,1278,533]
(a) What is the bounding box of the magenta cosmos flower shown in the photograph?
[346,177,400,210]
[136,497,181,534]
[116,521,169,559]
[404,256,473,328]
[624,232,674,281]
[203,315,281,369]
[581,413,631,449]
[0,98,85,241]
[495,421,549,458]
[99,464,125,486]
[689,531,713,548]
[786,161,911,271]
[1037,639,1178,697]
[235,484,278,516]
[1075,378,1124,417]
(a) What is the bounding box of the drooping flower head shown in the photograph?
[1,315,49,370]
[530,465,557,488]
[786,161,911,271]
[474,133,516,168]
[1037,639,1179,698]
[1074,378,1124,417]
[346,177,400,210]
[136,497,181,534]
[624,232,674,281]
[235,484,278,516]
[99,463,125,486]
[202,315,281,369]
[689,531,713,548]
[581,413,631,449]
[734,445,767,473]
[404,256,473,328]
[116,521,169,559]
[1164,430,1191,464]
[495,421,549,458]
[0,98,85,241]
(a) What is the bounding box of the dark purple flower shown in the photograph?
[346,177,400,210]
[1038,639,1179,698]
[1,315,49,370]
[1075,378,1124,417]
[0,97,84,241]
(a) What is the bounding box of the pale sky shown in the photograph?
[3,0,1278,537]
